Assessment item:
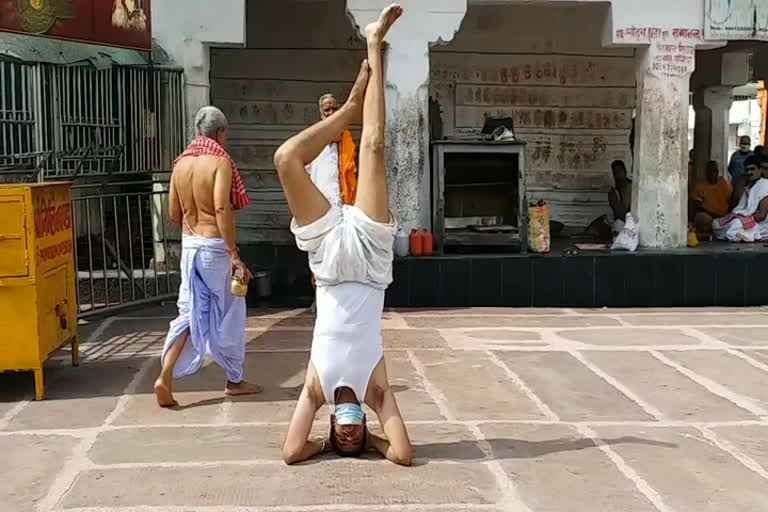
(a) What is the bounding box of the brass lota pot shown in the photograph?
[231,274,248,297]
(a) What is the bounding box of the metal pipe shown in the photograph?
[100,197,109,307]
[137,194,148,298]
[159,189,171,293]
[85,198,96,312]
[71,199,81,310]
[126,195,136,301]
[78,293,176,320]
[10,63,17,161]
[150,193,159,296]
[113,195,123,304]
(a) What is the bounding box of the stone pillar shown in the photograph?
[703,87,734,177]
[692,90,712,181]
[347,0,466,231]
[631,47,693,249]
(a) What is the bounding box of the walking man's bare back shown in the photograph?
[170,155,230,239]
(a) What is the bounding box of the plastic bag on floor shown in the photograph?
[611,213,639,252]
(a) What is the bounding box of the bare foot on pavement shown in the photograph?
[225,380,263,396]
[154,378,178,407]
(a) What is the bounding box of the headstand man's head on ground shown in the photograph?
[329,389,368,457]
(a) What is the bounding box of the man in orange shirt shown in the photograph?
[692,160,732,237]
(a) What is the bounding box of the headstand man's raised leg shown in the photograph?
[275,4,411,466]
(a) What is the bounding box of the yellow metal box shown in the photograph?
[0,182,79,400]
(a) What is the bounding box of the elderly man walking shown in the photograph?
[154,106,262,407]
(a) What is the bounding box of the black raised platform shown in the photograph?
[385,242,768,308]
[241,240,768,309]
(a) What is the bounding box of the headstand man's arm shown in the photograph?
[369,386,413,466]
[367,361,413,466]
[282,368,326,465]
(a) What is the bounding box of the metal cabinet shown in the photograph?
[0,182,79,400]
[431,140,527,254]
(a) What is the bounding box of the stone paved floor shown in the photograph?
[3,306,768,511]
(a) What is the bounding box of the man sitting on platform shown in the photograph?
[713,155,768,242]
[691,160,732,237]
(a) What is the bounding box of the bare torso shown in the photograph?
[172,155,227,238]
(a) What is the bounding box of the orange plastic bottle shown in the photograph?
[422,229,434,256]
[409,229,423,257]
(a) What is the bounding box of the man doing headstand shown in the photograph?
[274,4,412,466]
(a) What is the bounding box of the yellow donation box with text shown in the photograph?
[0,182,79,400]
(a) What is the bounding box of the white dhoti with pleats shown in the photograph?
[162,235,246,383]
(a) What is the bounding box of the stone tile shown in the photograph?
[377,352,445,421]
[462,330,542,341]
[0,371,35,413]
[395,307,568,315]
[383,329,448,349]
[593,426,768,512]
[112,357,236,426]
[246,329,312,351]
[406,316,620,329]
[406,423,485,463]
[558,328,701,346]
[89,426,285,464]
[6,359,144,430]
[211,351,309,424]
[661,350,768,411]
[622,314,768,326]
[413,351,546,421]
[247,316,315,329]
[479,423,657,512]
[0,434,79,512]
[698,327,768,346]
[710,425,768,469]
[495,352,652,421]
[583,351,755,421]
[744,349,768,365]
[574,307,754,314]
[80,320,168,361]
[62,462,500,508]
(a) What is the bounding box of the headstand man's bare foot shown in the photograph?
[154,378,178,408]
[225,380,263,396]
[364,3,403,43]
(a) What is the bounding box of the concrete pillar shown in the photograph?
[631,46,693,249]
[703,87,734,177]
[347,0,466,230]
[692,90,712,181]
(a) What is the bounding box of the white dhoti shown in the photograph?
[713,178,768,243]
[291,205,396,289]
[162,235,246,383]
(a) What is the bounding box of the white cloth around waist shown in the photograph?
[290,204,396,289]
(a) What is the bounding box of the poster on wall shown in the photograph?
[0,0,152,51]
[705,0,766,40]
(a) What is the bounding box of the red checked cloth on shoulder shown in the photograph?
[174,137,250,210]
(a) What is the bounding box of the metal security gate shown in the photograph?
[0,60,186,316]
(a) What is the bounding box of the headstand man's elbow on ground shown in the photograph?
[274,3,411,466]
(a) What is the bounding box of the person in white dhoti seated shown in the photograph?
[154,106,262,407]
[713,155,768,243]
[276,4,412,466]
